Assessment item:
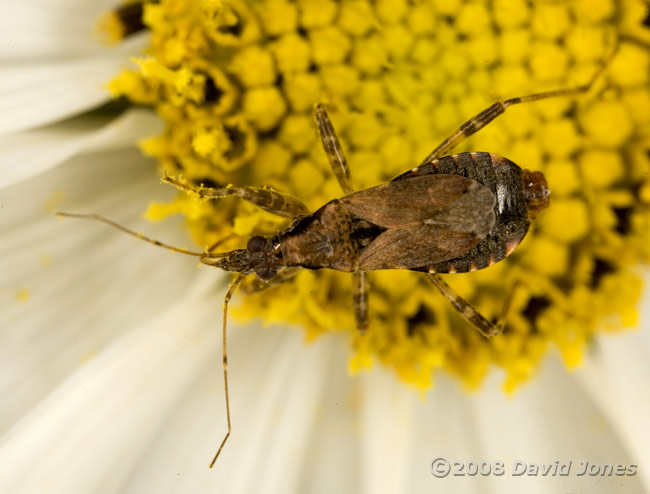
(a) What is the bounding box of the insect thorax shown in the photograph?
[278,200,359,272]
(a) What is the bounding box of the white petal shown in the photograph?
[224,331,333,493]
[0,0,131,59]
[359,371,415,494]
[0,109,162,189]
[0,272,222,493]
[573,274,650,489]
[1,148,197,434]
[119,323,290,492]
[463,360,645,494]
[114,324,354,493]
[0,41,145,136]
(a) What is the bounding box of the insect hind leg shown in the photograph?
[418,49,615,165]
[353,271,368,333]
[427,273,517,337]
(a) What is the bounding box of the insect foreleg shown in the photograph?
[426,273,502,337]
[240,267,300,295]
[353,271,368,332]
[314,104,354,195]
[210,272,246,468]
[163,173,309,218]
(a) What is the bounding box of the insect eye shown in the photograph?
[247,235,268,252]
[257,267,277,281]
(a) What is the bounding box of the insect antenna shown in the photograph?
[210,272,246,468]
[60,209,248,465]
[56,211,210,257]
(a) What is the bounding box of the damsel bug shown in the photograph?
[58,60,609,467]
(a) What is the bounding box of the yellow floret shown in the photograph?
[256,0,298,35]
[382,24,414,61]
[375,0,408,24]
[622,89,650,126]
[540,118,582,158]
[532,3,570,39]
[430,0,462,16]
[539,199,590,243]
[545,159,581,197]
[298,0,338,28]
[609,43,650,87]
[338,1,375,37]
[522,236,569,277]
[320,65,360,97]
[406,3,436,35]
[279,114,317,154]
[566,25,608,62]
[492,0,530,29]
[571,0,615,23]
[579,151,624,188]
[455,3,491,36]
[271,33,312,74]
[309,26,351,65]
[498,29,531,64]
[581,101,634,148]
[352,35,389,76]
[96,10,126,44]
[242,86,287,131]
[530,41,569,82]
[230,46,277,87]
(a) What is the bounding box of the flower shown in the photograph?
[1,0,650,492]
[107,0,650,392]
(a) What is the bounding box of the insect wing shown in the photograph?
[343,174,480,227]
[343,174,496,270]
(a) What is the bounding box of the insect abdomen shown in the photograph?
[395,152,531,274]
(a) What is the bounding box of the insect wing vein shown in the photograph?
[347,174,496,270]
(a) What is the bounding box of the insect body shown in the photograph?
[58,64,604,468]
[277,152,546,275]
[188,145,548,340]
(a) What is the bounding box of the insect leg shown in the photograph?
[163,173,309,218]
[210,272,246,468]
[239,266,300,295]
[353,271,368,332]
[314,104,354,195]
[426,273,501,337]
[419,59,611,164]
[491,280,524,331]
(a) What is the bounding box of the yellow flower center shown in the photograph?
[106,0,650,393]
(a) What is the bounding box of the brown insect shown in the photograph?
[58,63,607,467]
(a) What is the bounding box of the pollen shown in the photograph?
[106,0,650,393]
[16,289,30,303]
